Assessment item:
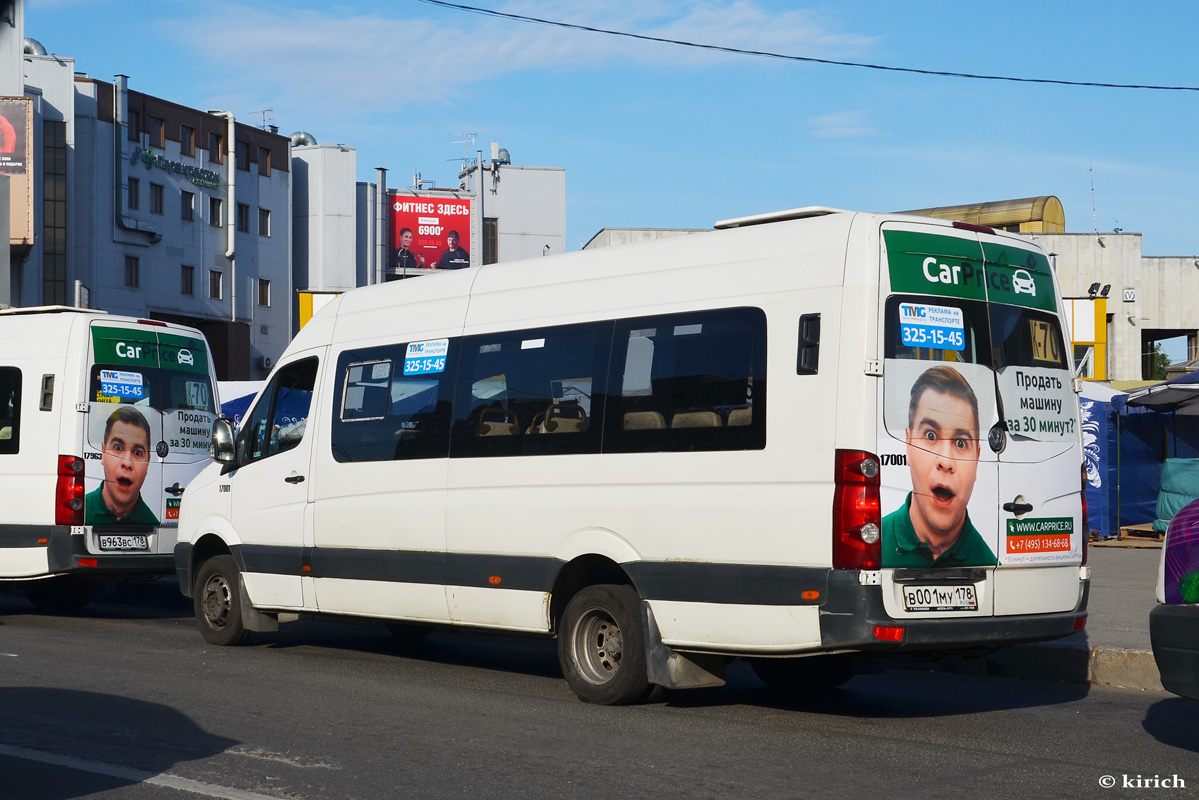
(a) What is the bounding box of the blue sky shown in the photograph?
[27,1,1199,250]
[25,2,1199,357]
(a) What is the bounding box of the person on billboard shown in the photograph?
[85,406,160,526]
[434,230,470,270]
[390,228,426,280]
[881,365,995,568]
[0,111,16,154]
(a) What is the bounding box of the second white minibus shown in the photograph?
[176,207,1089,704]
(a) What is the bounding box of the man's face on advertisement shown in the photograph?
[102,419,151,510]
[905,388,980,546]
[447,234,459,249]
[400,230,413,248]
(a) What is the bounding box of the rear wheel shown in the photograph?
[558,584,653,705]
[24,576,99,614]
[749,655,854,692]
[194,555,250,646]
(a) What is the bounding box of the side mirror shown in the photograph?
[210,417,237,465]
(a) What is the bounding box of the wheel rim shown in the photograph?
[201,572,233,629]
[570,605,623,685]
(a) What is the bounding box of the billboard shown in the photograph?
[389,193,472,275]
[1,97,33,245]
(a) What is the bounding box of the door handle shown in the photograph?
[284,474,305,484]
[164,482,186,496]
[1003,500,1034,515]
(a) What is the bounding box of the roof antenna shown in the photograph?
[1090,162,1105,247]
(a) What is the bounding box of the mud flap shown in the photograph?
[641,602,726,689]
[238,575,279,633]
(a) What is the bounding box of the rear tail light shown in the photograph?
[833,449,882,569]
[1080,463,1089,566]
[55,455,85,526]
[873,625,904,642]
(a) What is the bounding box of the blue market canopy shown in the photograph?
[1113,369,1199,413]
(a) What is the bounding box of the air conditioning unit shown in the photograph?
[259,355,273,370]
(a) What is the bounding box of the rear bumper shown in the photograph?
[819,570,1089,654]
[1150,603,1199,701]
[3,525,175,578]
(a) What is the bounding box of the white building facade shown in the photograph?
[6,5,292,379]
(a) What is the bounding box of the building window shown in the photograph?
[258,278,271,307]
[209,270,223,300]
[237,202,250,233]
[209,131,223,164]
[181,265,195,296]
[150,183,164,215]
[127,109,140,142]
[235,141,249,171]
[258,146,271,176]
[258,208,270,237]
[42,120,67,305]
[209,196,222,227]
[181,190,194,221]
[150,116,165,148]
[483,217,498,265]
[127,177,140,210]
[181,125,195,156]
[124,256,140,288]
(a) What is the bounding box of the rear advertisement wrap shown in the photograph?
[84,326,216,532]
[885,230,1057,313]
[880,228,1080,576]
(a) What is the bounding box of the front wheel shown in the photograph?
[194,555,250,646]
[557,584,653,705]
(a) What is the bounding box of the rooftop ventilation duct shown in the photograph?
[289,131,317,147]
[23,38,48,56]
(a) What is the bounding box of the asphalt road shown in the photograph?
[1,581,1195,800]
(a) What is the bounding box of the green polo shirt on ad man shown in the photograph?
[85,484,160,526]
[881,492,996,568]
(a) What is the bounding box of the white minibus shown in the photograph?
[176,208,1088,704]
[0,307,220,611]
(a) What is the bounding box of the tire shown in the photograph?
[557,584,653,705]
[749,655,854,692]
[24,576,99,614]
[193,555,250,646]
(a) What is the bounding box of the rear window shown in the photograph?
[989,304,1068,370]
[885,296,1068,372]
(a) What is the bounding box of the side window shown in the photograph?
[605,307,766,453]
[0,368,20,455]
[330,341,455,462]
[451,322,609,458]
[241,358,317,464]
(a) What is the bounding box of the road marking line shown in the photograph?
[0,743,280,800]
